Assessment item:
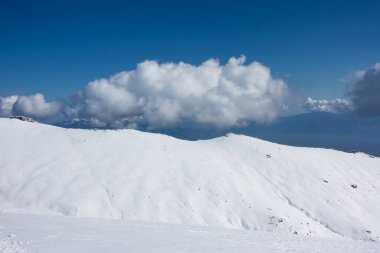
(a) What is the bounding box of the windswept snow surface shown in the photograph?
[1,213,380,253]
[0,118,379,242]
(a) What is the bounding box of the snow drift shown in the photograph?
[0,118,379,241]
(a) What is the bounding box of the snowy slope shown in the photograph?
[1,213,380,253]
[0,118,379,241]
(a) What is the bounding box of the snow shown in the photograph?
[0,118,380,246]
[1,213,380,253]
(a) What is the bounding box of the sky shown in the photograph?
[0,0,379,128]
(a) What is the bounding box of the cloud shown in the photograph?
[0,95,18,117]
[0,56,291,128]
[304,97,352,114]
[348,63,380,116]
[73,56,289,128]
[0,93,63,119]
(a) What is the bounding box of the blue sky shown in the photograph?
[1,0,379,100]
[0,0,380,129]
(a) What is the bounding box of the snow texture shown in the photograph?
[1,213,380,253]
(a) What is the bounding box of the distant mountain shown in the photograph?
[233,112,380,157]
[51,112,380,157]
[54,119,105,129]
[144,112,380,157]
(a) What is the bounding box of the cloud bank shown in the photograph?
[0,56,289,128]
[304,97,352,114]
[4,58,379,127]
[349,63,380,116]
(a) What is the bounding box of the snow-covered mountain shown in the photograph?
[0,118,379,241]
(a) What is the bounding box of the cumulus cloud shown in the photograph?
[0,56,291,128]
[72,56,289,128]
[0,93,63,119]
[304,97,352,114]
[348,63,380,116]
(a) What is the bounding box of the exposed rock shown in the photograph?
[10,116,35,122]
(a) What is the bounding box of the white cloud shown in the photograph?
[0,56,292,128]
[10,93,63,119]
[75,56,289,128]
[304,97,352,114]
[348,63,380,116]
[0,95,18,117]
[4,58,379,128]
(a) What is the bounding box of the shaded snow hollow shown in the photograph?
[0,118,379,241]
